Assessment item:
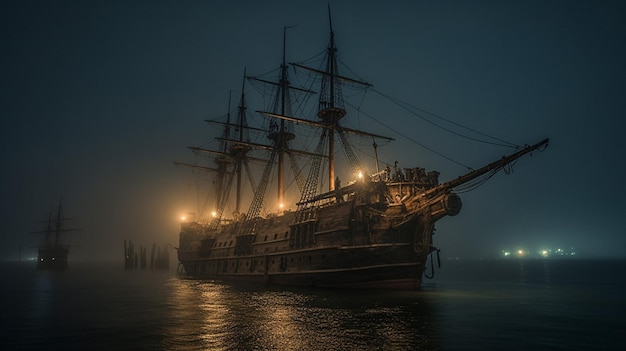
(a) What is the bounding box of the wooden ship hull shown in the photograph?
[177,139,547,290]
[178,209,443,290]
[178,194,450,289]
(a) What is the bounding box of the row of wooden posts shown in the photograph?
[123,239,170,270]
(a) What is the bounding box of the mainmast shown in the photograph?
[292,6,374,192]
[317,6,345,191]
[253,8,390,212]
[267,26,296,208]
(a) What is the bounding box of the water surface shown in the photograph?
[2,259,623,350]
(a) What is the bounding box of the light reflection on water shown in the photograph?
[3,260,624,350]
[163,277,440,350]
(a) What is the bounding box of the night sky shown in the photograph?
[2,0,625,262]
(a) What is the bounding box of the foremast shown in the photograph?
[292,6,374,195]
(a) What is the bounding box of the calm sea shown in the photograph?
[1,258,623,350]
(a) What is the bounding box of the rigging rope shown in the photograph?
[337,129,362,176]
[371,89,520,149]
[344,100,471,170]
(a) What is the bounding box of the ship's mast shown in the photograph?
[55,201,62,247]
[215,92,232,214]
[234,70,250,214]
[45,211,53,247]
[250,26,316,209]
[257,8,389,209]
[175,94,235,221]
[268,26,296,208]
[317,6,346,191]
[177,74,260,227]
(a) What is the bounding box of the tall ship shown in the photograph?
[32,201,78,270]
[174,10,549,289]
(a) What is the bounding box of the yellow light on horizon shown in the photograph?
[211,211,217,218]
